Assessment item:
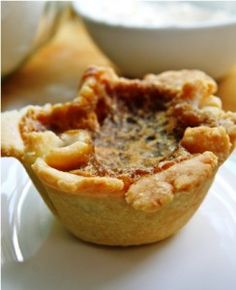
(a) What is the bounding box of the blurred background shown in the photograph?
[1,1,236,112]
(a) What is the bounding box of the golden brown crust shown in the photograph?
[144,70,217,101]
[1,109,26,159]
[181,126,232,163]
[45,130,93,171]
[1,66,236,246]
[32,158,124,196]
[125,152,218,212]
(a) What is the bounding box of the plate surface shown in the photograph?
[1,153,236,290]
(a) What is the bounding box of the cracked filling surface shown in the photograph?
[76,98,181,186]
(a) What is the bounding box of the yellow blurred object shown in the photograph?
[218,67,236,112]
[1,16,235,112]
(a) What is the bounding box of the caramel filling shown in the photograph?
[68,98,180,186]
[95,110,177,170]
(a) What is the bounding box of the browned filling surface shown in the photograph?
[69,98,181,186]
[95,110,177,170]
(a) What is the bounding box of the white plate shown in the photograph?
[1,153,236,290]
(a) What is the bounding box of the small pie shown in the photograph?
[2,66,236,246]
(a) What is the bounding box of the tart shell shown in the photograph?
[2,66,236,246]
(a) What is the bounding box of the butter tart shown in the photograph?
[2,66,236,246]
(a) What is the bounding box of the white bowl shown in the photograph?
[1,2,46,76]
[73,1,236,78]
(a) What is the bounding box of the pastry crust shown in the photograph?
[1,109,26,159]
[1,66,236,246]
[125,152,218,212]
